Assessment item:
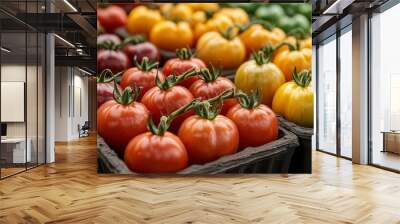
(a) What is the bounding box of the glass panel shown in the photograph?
[1,31,27,177]
[27,31,38,169]
[317,36,337,154]
[339,28,352,158]
[371,5,400,171]
[38,32,45,165]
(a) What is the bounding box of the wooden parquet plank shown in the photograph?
[0,135,400,223]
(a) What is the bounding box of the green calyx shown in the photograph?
[156,69,197,90]
[221,26,235,40]
[120,35,146,47]
[195,89,236,120]
[113,81,141,105]
[97,69,121,83]
[194,101,221,120]
[147,99,199,136]
[235,89,261,109]
[198,66,221,83]
[97,40,119,51]
[252,50,271,66]
[176,48,194,60]
[134,57,159,72]
[292,68,312,88]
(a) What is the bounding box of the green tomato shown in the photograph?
[282,4,297,17]
[297,4,312,19]
[292,14,310,32]
[255,5,285,25]
[277,16,297,33]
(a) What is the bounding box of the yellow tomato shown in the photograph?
[239,24,286,56]
[300,37,312,49]
[184,3,219,12]
[190,11,207,28]
[194,14,235,41]
[235,51,285,107]
[272,70,313,128]
[197,31,246,70]
[215,8,249,25]
[150,21,194,51]
[126,6,163,37]
[273,36,311,58]
[273,46,311,81]
[169,4,193,21]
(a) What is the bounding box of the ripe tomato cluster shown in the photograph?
[96,4,314,173]
[97,48,279,173]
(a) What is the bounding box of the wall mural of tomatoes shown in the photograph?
[97,3,313,174]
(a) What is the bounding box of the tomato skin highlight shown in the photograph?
[178,115,239,164]
[120,68,165,99]
[189,77,237,114]
[97,5,127,33]
[96,82,122,108]
[141,86,194,132]
[97,49,130,74]
[124,132,189,173]
[162,58,205,88]
[97,100,149,156]
[226,104,279,149]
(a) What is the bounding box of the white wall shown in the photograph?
[54,67,89,141]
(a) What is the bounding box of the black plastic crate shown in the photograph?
[277,116,313,173]
[97,127,299,174]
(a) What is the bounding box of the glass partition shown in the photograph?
[317,35,337,154]
[370,4,400,171]
[339,26,352,158]
[0,0,46,179]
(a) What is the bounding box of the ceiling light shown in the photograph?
[1,47,11,53]
[63,0,78,12]
[54,34,75,48]
[77,67,92,76]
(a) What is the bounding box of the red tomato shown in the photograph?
[162,48,206,88]
[97,33,121,46]
[190,70,237,114]
[120,58,165,99]
[227,104,279,149]
[178,114,239,164]
[122,41,160,64]
[97,5,127,33]
[97,82,122,108]
[124,131,188,173]
[97,88,149,156]
[97,49,130,74]
[141,85,194,132]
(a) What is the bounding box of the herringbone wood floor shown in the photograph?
[1,135,400,224]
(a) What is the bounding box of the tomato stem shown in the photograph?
[194,101,220,120]
[235,89,261,109]
[113,81,141,105]
[207,88,236,104]
[156,69,197,90]
[97,69,121,83]
[237,20,274,33]
[97,40,119,51]
[134,57,159,72]
[198,66,221,83]
[221,26,235,40]
[148,99,199,136]
[292,68,312,88]
[176,48,193,60]
[252,50,271,65]
[120,35,146,47]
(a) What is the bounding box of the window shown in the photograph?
[370,4,400,171]
[317,35,337,154]
[339,27,352,158]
